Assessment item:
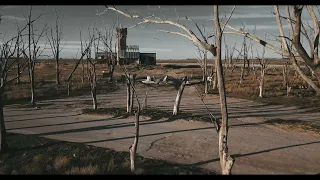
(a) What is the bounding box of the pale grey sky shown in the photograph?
[0,5,317,60]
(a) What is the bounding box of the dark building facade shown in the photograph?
[139,53,156,66]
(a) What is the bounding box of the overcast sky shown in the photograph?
[0,5,317,60]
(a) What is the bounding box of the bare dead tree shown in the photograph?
[21,7,48,105]
[118,64,142,174]
[126,75,131,113]
[46,9,65,85]
[250,44,257,80]
[203,50,208,94]
[212,65,218,90]
[238,33,254,85]
[14,22,22,83]
[223,5,320,95]
[80,24,85,84]
[195,47,208,94]
[88,63,97,109]
[194,47,205,79]
[243,36,249,74]
[129,74,136,114]
[173,76,187,115]
[224,37,237,72]
[224,36,229,70]
[278,6,320,93]
[143,90,147,110]
[238,67,244,86]
[98,5,235,174]
[66,31,95,95]
[81,16,143,172]
[256,39,269,98]
[86,28,99,110]
[130,106,140,173]
[280,43,292,96]
[214,6,235,174]
[96,20,116,81]
[0,28,29,153]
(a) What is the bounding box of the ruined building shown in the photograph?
[96,26,156,66]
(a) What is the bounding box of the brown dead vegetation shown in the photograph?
[0,133,214,175]
[265,118,320,136]
[5,59,320,110]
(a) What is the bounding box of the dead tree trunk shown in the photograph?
[283,60,291,96]
[274,5,320,95]
[143,90,147,110]
[173,78,187,115]
[259,68,265,98]
[67,81,70,96]
[252,60,257,80]
[16,61,20,83]
[81,59,85,84]
[213,5,234,175]
[130,110,140,173]
[46,10,63,85]
[86,59,89,79]
[282,61,288,86]
[80,27,85,84]
[211,53,218,90]
[224,38,229,71]
[109,64,115,82]
[89,64,97,110]
[127,75,131,113]
[56,53,60,85]
[204,51,208,94]
[212,66,218,90]
[129,74,135,114]
[239,66,244,86]
[29,65,35,105]
[16,46,20,84]
[0,87,8,153]
[202,65,206,82]
[257,38,268,98]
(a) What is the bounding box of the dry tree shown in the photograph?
[224,36,237,72]
[223,5,320,95]
[172,76,188,115]
[0,25,29,153]
[98,5,236,174]
[86,27,99,110]
[194,46,209,94]
[80,23,86,84]
[46,9,65,85]
[20,6,49,105]
[256,35,269,98]
[94,12,143,172]
[66,29,95,96]
[280,44,292,96]
[96,20,117,81]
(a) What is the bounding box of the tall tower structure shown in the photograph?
[116,26,127,65]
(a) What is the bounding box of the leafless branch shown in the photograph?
[158,6,167,20]
[193,85,219,132]
[98,6,215,51]
[223,23,290,56]
[221,6,236,34]
[185,15,208,43]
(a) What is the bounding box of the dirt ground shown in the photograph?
[4,83,320,174]
[3,60,320,174]
[0,133,213,175]
[5,59,320,109]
